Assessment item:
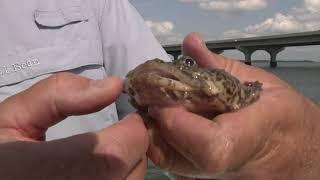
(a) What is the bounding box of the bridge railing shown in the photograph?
[163,30,320,67]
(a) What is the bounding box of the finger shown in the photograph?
[149,107,220,169]
[95,114,149,179]
[0,73,123,139]
[0,114,149,180]
[148,106,268,175]
[147,123,204,176]
[182,33,279,83]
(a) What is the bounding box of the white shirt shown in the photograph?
[0,0,170,140]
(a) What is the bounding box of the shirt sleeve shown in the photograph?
[99,0,170,77]
[99,0,170,118]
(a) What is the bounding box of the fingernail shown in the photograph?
[191,32,205,45]
[197,35,208,50]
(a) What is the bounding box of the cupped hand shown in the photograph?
[147,33,320,180]
[0,73,149,180]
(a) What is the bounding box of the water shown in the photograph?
[146,61,320,179]
[254,61,320,104]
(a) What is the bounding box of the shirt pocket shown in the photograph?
[0,1,103,87]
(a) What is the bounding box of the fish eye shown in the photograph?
[183,57,196,67]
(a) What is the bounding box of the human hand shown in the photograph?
[0,73,149,180]
[147,33,320,179]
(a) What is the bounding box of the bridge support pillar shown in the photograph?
[170,52,181,60]
[265,47,285,68]
[237,47,256,66]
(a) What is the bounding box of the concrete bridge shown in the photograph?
[163,30,320,67]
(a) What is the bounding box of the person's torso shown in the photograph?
[0,0,119,140]
[0,0,105,85]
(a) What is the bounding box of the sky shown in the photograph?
[130,0,320,61]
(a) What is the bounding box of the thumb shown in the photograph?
[0,73,123,140]
[182,32,278,83]
[182,32,232,69]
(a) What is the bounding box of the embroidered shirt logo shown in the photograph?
[0,59,40,76]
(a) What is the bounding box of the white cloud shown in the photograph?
[245,13,302,33]
[145,20,183,45]
[178,0,267,13]
[305,0,320,12]
[223,0,320,38]
[145,21,175,35]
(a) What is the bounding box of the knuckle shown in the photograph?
[50,72,90,94]
[46,73,75,93]
[50,72,78,86]
[103,134,130,157]
[100,135,131,167]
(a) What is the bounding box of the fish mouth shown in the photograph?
[123,70,193,94]
[148,73,195,92]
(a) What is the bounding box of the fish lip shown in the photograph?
[124,70,189,93]
[146,73,195,92]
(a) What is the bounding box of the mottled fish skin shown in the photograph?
[125,56,262,116]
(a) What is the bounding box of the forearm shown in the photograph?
[100,0,170,78]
